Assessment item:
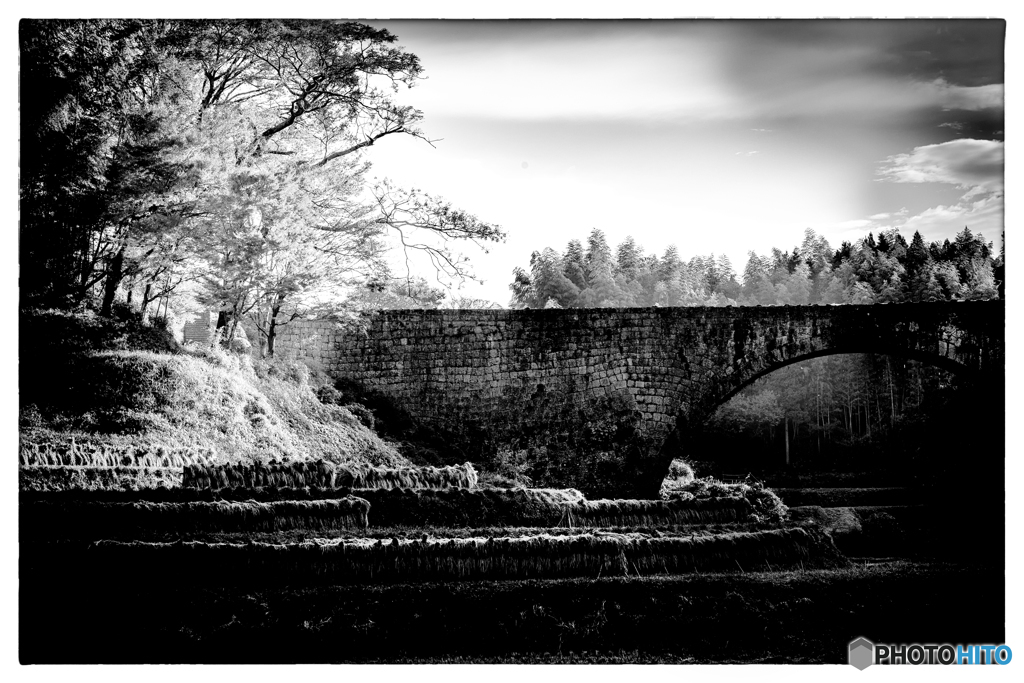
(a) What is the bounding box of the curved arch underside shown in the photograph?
[691,344,984,430]
[275,301,1004,497]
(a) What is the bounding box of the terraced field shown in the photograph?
[19,450,1004,663]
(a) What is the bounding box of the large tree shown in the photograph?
[20,20,505,354]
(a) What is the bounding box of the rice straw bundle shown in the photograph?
[334,462,479,490]
[25,496,370,537]
[19,485,362,506]
[19,466,183,492]
[51,528,846,586]
[182,461,339,490]
[20,441,217,468]
[183,461,478,492]
[570,497,752,528]
[355,488,754,529]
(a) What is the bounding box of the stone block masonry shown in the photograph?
[275,302,1003,497]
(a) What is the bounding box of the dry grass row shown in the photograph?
[19,486,359,505]
[566,498,754,528]
[19,466,182,492]
[337,462,479,490]
[355,488,754,528]
[25,497,369,536]
[182,461,478,491]
[61,528,845,584]
[20,441,217,468]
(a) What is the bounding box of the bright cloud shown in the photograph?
[877,139,1003,195]
[926,79,1004,111]
[900,192,1003,242]
[866,139,1003,243]
[868,208,908,221]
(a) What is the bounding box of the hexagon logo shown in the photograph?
[849,637,874,670]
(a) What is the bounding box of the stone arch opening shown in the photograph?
[650,345,1002,494]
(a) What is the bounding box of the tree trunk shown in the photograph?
[784,417,790,466]
[267,308,279,357]
[223,309,239,350]
[215,311,230,346]
[266,293,287,357]
[139,283,153,322]
[101,247,125,317]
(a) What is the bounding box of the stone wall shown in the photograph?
[275,302,1003,496]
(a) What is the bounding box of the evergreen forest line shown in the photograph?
[509,226,1002,309]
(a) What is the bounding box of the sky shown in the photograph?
[360,19,1005,305]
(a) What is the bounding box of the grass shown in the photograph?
[20,310,407,467]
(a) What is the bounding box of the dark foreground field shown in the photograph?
[20,558,1001,664]
[19,454,1005,665]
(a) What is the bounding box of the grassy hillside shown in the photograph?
[19,309,408,467]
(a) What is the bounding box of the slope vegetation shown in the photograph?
[20,309,406,467]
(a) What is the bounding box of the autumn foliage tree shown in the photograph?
[19,19,505,354]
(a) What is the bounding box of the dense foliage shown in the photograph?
[509,226,1001,308]
[20,20,504,354]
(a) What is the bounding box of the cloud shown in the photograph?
[750,128,772,132]
[925,79,1004,111]
[877,139,1003,195]
[735,150,759,156]
[868,208,908,221]
[938,121,964,131]
[385,23,1003,125]
[900,192,1003,242]
[864,139,1003,242]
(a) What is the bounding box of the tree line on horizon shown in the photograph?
[508,225,1003,309]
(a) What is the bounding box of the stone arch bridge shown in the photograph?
[276,302,1003,497]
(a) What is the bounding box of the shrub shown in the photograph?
[344,403,376,430]
[316,385,345,406]
[148,314,171,332]
[21,307,180,356]
[490,448,533,487]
